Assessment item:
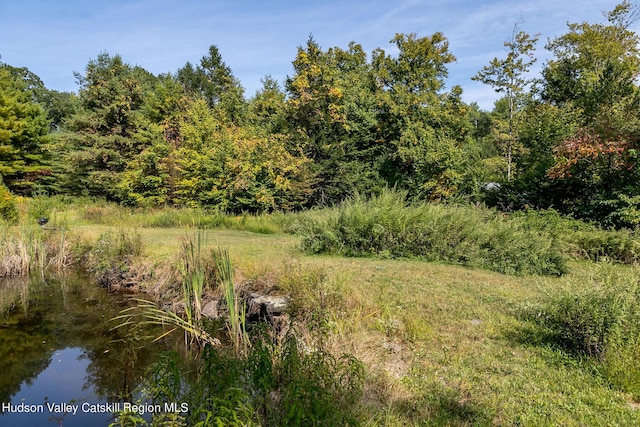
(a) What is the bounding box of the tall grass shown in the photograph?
[113,298,222,349]
[78,203,282,234]
[132,328,364,426]
[83,230,143,288]
[519,264,640,397]
[512,209,640,264]
[213,247,249,357]
[0,223,72,279]
[291,189,567,276]
[179,232,207,323]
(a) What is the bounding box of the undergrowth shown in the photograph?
[518,264,640,397]
[79,203,282,234]
[290,189,567,276]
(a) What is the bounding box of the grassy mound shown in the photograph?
[291,190,567,276]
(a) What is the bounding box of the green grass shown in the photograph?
[7,196,640,425]
[289,190,568,276]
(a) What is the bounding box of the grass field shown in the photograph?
[5,198,640,425]
[68,225,640,425]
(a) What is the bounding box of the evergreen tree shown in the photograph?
[0,65,49,194]
[177,45,246,124]
[54,53,155,199]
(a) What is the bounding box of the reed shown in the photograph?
[213,247,249,357]
[178,231,206,323]
[113,298,221,348]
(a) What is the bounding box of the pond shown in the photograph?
[0,275,174,427]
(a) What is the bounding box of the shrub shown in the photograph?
[139,330,364,426]
[84,230,143,288]
[572,229,640,264]
[513,209,640,264]
[0,182,18,223]
[520,265,640,397]
[292,189,567,276]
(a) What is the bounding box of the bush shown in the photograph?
[140,330,364,426]
[513,209,640,264]
[84,230,143,288]
[519,265,640,397]
[292,189,567,276]
[0,182,18,223]
[572,229,640,264]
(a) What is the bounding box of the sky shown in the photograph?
[0,0,632,110]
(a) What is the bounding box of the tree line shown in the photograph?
[2,1,640,228]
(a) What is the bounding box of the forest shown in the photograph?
[2,1,639,229]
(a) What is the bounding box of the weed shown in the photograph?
[292,189,567,275]
[519,264,640,396]
[178,232,207,323]
[84,230,143,288]
[138,328,364,426]
[212,247,249,357]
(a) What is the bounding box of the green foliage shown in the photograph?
[520,264,640,396]
[26,192,54,222]
[142,329,364,427]
[84,230,143,287]
[54,53,155,200]
[0,65,50,194]
[0,180,18,223]
[512,101,579,190]
[212,247,248,357]
[179,232,208,324]
[292,189,567,275]
[173,98,311,212]
[76,200,283,233]
[176,45,246,124]
[372,33,471,200]
[531,2,640,227]
[542,1,640,120]
[286,38,385,205]
[572,228,640,263]
[506,209,640,264]
[472,22,539,181]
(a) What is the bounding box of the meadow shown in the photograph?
[2,193,640,426]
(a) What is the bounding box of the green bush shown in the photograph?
[513,209,640,264]
[520,265,640,397]
[84,230,143,287]
[141,330,364,426]
[0,182,18,223]
[292,189,567,276]
[572,229,640,264]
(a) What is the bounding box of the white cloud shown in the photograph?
[0,0,630,107]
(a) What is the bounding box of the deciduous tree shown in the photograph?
[472,23,539,181]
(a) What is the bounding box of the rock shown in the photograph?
[382,340,403,354]
[201,299,220,319]
[245,292,289,321]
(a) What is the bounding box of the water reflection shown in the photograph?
[0,275,170,426]
[2,347,113,427]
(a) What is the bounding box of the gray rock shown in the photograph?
[245,292,289,320]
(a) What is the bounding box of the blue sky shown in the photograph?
[0,0,629,110]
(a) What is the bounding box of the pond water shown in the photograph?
[0,275,173,427]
